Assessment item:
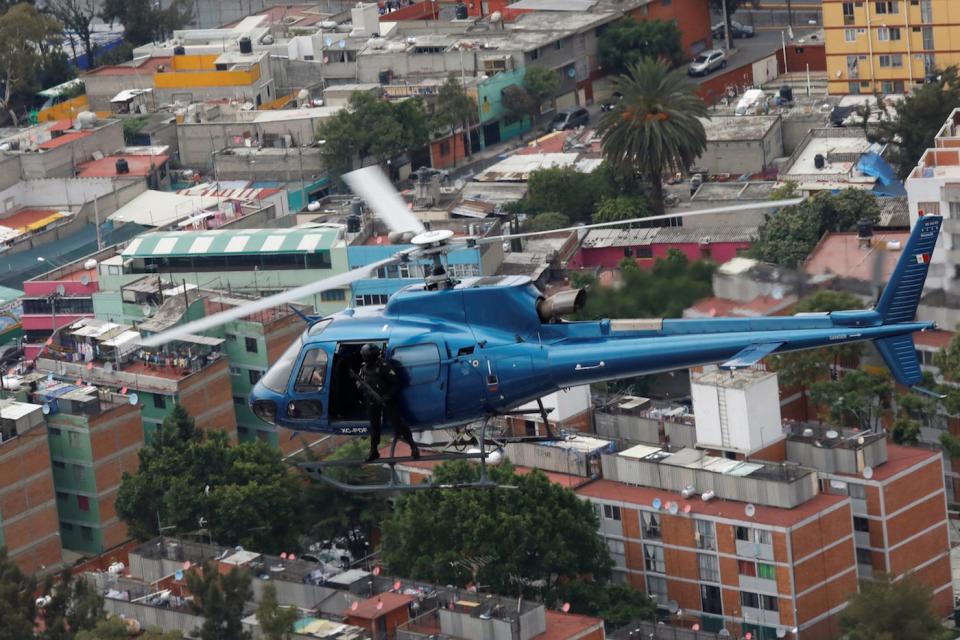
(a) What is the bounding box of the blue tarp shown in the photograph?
[858,152,907,196]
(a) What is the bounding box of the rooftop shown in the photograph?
[83,55,172,76]
[914,328,953,349]
[699,115,779,141]
[77,154,170,178]
[122,227,344,258]
[785,130,875,178]
[577,478,847,528]
[685,293,796,318]
[802,230,909,282]
[836,442,940,482]
[347,592,415,619]
[691,181,778,202]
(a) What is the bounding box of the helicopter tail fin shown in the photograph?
[874,214,942,325]
[873,334,923,387]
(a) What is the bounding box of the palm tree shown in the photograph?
[598,58,708,215]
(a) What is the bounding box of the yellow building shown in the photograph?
[824,0,960,95]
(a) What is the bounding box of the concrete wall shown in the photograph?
[103,599,205,637]
[781,113,830,156]
[17,121,125,179]
[84,75,156,112]
[177,115,327,168]
[212,148,326,182]
[696,118,784,176]
[0,153,21,190]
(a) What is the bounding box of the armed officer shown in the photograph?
[357,343,420,462]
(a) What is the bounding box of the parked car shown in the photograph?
[711,20,755,39]
[548,107,589,131]
[599,91,623,112]
[688,49,727,76]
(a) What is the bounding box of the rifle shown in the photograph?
[349,368,385,405]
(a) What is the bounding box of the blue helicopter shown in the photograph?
[141,167,943,491]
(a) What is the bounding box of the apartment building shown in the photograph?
[824,0,960,95]
[0,399,63,573]
[30,381,143,554]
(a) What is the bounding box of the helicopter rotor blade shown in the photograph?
[475,197,804,245]
[343,165,426,235]
[138,252,410,348]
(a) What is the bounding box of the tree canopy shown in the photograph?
[0,547,36,640]
[75,618,183,640]
[316,91,431,179]
[186,563,253,640]
[0,3,65,124]
[502,66,560,129]
[40,570,104,640]
[866,66,960,179]
[381,462,611,600]
[598,18,684,73]
[599,58,707,215]
[523,212,571,232]
[100,0,193,46]
[432,75,476,163]
[256,583,298,640]
[750,189,881,268]
[840,574,952,640]
[508,162,644,223]
[809,369,891,431]
[115,405,303,552]
[592,195,650,223]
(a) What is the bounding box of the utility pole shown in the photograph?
[721,0,732,52]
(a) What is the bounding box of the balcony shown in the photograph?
[736,539,775,562]
[742,607,780,627]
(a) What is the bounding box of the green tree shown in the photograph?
[523,212,570,232]
[522,65,560,124]
[592,195,650,223]
[599,58,708,215]
[768,180,798,200]
[0,3,63,125]
[116,407,302,552]
[76,618,183,640]
[317,91,430,180]
[187,562,253,640]
[44,0,98,69]
[101,0,193,45]
[750,189,881,268]
[598,18,684,73]
[256,583,298,640]
[840,574,952,640]
[809,370,892,431]
[561,581,656,631]
[0,547,36,640]
[40,571,104,640]
[868,66,960,179]
[299,438,391,558]
[934,329,960,382]
[432,74,477,165]
[381,462,611,601]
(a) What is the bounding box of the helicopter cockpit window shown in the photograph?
[295,349,329,392]
[392,344,440,385]
[261,336,303,393]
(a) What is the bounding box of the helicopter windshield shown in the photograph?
[261,336,303,393]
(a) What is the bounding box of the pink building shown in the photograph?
[21,250,112,361]
[571,225,753,270]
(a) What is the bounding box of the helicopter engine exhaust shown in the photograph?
[537,288,586,322]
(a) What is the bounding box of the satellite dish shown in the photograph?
[174,569,183,581]
[79,274,90,286]
[393,580,402,591]
[47,372,54,381]
[561,602,570,613]
[666,600,679,614]
[373,566,381,576]
[857,435,865,445]
[376,600,384,611]
[42,403,50,415]
[128,393,139,406]
[776,628,787,638]
[863,466,874,480]
[142,304,155,317]
[668,502,679,515]
[745,503,756,518]
[771,285,784,300]
[652,498,662,510]
[718,630,731,638]
[351,601,359,611]
[682,504,692,514]
[324,37,332,46]
[338,39,346,48]
[692,624,701,631]
[825,430,839,439]
[86,362,93,370]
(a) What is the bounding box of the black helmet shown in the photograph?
[360,343,381,363]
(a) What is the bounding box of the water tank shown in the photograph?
[490,10,502,23]
[320,20,338,29]
[261,34,274,45]
[367,37,386,49]
[306,201,321,212]
[238,36,253,54]
[83,258,98,270]
[455,2,468,18]
[814,153,826,170]
[857,217,874,243]
[115,158,130,174]
[779,84,793,103]
[701,490,716,502]
[173,45,185,55]
[347,215,361,232]
[76,111,97,129]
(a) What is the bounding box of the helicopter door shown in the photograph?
[390,342,446,427]
[286,346,332,422]
[445,345,485,421]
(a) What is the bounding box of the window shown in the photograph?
[641,511,661,539]
[61,522,74,531]
[355,294,389,307]
[321,289,346,302]
[603,504,621,521]
[740,592,759,609]
[248,369,262,385]
[755,529,771,545]
[225,333,237,343]
[849,483,867,499]
[439,141,451,156]
[737,526,771,545]
[53,460,65,469]
[554,39,564,50]
[738,560,756,576]
[295,349,328,392]
[56,491,68,501]
[80,526,93,541]
[922,26,934,49]
[843,1,855,24]
[736,526,751,542]
[845,28,857,42]
[761,595,779,612]
[879,54,902,67]
[920,0,932,22]
[72,464,85,482]
[918,202,941,216]
[68,431,80,447]
[636,246,653,259]
[758,563,776,580]
[530,48,540,60]
[701,584,722,615]
[230,366,242,376]
[643,544,665,573]
[696,519,716,550]
[853,516,870,532]
[77,495,90,512]
[877,27,901,40]
[49,427,61,436]
[392,344,441,385]
[607,538,625,555]
[856,547,873,565]
[848,81,862,95]
[875,0,898,13]
[647,575,668,603]
[233,395,245,405]
[153,395,166,410]
[245,337,258,353]
[698,553,720,582]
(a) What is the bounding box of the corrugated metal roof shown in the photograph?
[581,227,658,248]
[652,225,754,244]
[121,228,342,257]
